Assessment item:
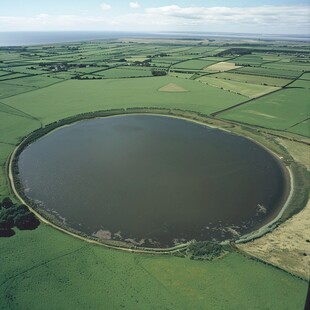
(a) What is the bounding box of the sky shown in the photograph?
[1,0,309,34]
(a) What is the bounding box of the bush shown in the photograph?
[151,70,167,76]
[188,241,223,260]
[14,212,40,230]
[1,197,13,209]
[0,198,40,237]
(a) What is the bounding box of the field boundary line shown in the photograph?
[0,100,42,124]
[0,245,89,288]
[211,87,284,117]
[285,117,310,131]
[0,77,68,100]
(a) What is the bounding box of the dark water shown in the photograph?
[18,115,287,247]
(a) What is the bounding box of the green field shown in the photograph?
[2,77,246,125]
[0,143,14,196]
[287,119,310,137]
[197,75,278,98]
[300,72,310,80]
[0,38,309,309]
[172,59,216,70]
[233,66,301,79]
[95,66,154,78]
[288,78,310,89]
[0,72,29,81]
[233,54,271,66]
[0,83,35,99]
[262,61,310,72]
[0,224,307,310]
[210,72,292,87]
[218,89,310,134]
[2,75,62,88]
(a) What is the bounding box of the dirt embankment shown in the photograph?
[238,139,310,280]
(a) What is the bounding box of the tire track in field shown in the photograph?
[0,244,89,289]
[0,100,42,125]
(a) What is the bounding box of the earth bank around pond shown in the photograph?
[15,113,289,248]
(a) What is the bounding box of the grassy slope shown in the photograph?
[2,77,246,125]
[0,224,307,310]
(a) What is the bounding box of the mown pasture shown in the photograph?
[288,119,310,137]
[95,66,154,78]
[209,72,292,87]
[197,75,278,98]
[0,224,307,310]
[0,83,35,99]
[172,59,216,70]
[218,88,310,135]
[2,77,246,125]
[288,78,310,89]
[233,66,302,79]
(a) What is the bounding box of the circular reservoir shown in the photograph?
[17,115,288,248]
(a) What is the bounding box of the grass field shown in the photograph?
[300,72,310,80]
[218,89,310,135]
[287,119,310,137]
[197,75,278,98]
[233,66,301,79]
[0,83,36,99]
[288,78,310,89]
[2,77,246,125]
[172,59,216,70]
[204,62,242,72]
[0,224,307,310]
[262,61,310,72]
[95,66,154,78]
[233,55,271,66]
[210,72,292,87]
[2,75,62,88]
[0,39,309,309]
[0,143,14,196]
[0,73,29,81]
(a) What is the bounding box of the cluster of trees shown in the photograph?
[72,75,103,80]
[0,198,40,237]
[132,60,151,67]
[188,241,223,260]
[151,70,167,76]
[218,48,252,56]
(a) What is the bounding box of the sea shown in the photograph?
[0,31,309,47]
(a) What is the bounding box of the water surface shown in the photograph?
[18,115,287,247]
